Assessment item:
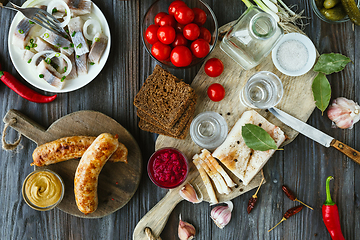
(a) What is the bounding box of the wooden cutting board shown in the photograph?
[133,22,317,239]
[3,109,142,218]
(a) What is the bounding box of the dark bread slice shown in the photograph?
[138,115,193,140]
[134,65,195,128]
[137,95,197,135]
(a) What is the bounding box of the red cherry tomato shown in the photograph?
[168,0,187,16]
[175,22,185,33]
[154,12,167,26]
[204,58,224,77]
[157,26,176,45]
[175,6,195,25]
[183,23,200,41]
[172,33,188,47]
[159,14,176,27]
[190,39,210,58]
[151,42,171,61]
[199,27,211,43]
[207,83,225,102]
[192,8,207,26]
[145,24,160,45]
[170,46,193,67]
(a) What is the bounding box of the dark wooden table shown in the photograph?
[0,0,359,239]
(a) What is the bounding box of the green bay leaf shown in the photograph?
[313,53,351,75]
[312,73,331,114]
[241,124,278,151]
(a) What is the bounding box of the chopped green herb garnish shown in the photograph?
[55,53,61,57]
[89,62,95,65]
[18,29,24,34]
[39,74,44,78]
[70,43,74,47]
[77,43,82,48]
[64,66,67,72]
[95,37,100,42]
[72,31,76,37]
[76,55,80,58]
[25,46,30,50]
[30,39,34,44]
[57,43,61,47]
[29,20,34,24]
[65,29,69,33]
[61,76,66,82]
[28,59,32,64]
[30,43,35,48]
[34,44,37,47]
[45,58,51,64]
[63,47,69,50]
[44,33,50,38]
[52,8,58,14]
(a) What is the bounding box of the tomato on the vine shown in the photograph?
[157,26,176,45]
[204,58,224,77]
[175,6,195,25]
[170,46,193,67]
[168,0,187,16]
[199,27,211,43]
[207,83,225,102]
[172,33,188,47]
[154,12,167,26]
[145,24,160,45]
[183,23,200,41]
[151,42,171,61]
[192,8,207,26]
[190,39,210,58]
[159,15,176,27]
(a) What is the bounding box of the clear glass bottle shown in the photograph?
[220,6,284,70]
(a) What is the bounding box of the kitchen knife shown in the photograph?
[269,107,360,165]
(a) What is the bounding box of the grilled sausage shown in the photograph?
[32,136,128,166]
[74,133,119,214]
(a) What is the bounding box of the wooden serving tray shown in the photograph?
[3,109,142,218]
[133,22,317,239]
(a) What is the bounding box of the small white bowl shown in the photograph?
[272,33,316,77]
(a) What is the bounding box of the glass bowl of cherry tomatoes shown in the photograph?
[142,0,218,68]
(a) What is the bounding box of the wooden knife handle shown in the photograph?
[330,139,360,165]
[133,189,183,240]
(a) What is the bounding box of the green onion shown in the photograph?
[29,20,34,24]
[30,43,35,48]
[18,29,24,34]
[64,67,67,72]
[55,53,61,57]
[44,33,50,38]
[95,38,100,42]
[28,59,32,64]
[61,76,66,82]
[25,46,30,50]
[72,31,76,37]
[63,47,69,50]
[39,74,44,78]
[89,62,95,65]
[66,29,69,33]
[45,58,51,64]
[52,8,58,14]
[30,39,34,44]
[70,43,74,47]
[77,43,82,48]
[34,44,37,47]
[76,55,80,58]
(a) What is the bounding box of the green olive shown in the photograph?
[323,0,341,9]
[320,5,347,21]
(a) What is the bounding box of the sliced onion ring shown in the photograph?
[83,19,101,41]
[31,50,56,69]
[47,52,73,77]
[47,0,71,28]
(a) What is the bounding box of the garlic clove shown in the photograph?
[210,201,233,229]
[179,183,203,204]
[178,214,196,240]
[327,97,360,129]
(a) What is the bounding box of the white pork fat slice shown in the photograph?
[212,110,285,185]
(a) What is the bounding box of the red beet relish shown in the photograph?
[148,148,188,189]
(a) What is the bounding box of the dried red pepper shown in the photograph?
[268,205,304,232]
[0,64,57,103]
[322,176,345,240]
[282,185,313,210]
[247,177,264,214]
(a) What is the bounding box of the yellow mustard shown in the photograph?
[25,171,62,208]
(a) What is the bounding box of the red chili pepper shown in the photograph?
[0,70,57,103]
[322,176,345,240]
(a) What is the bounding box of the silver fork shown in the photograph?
[1,1,67,37]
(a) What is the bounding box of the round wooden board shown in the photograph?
[3,110,142,218]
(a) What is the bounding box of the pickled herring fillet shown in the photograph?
[75,54,88,75]
[23,50,35,64]
[61,49,78,80]
[88,32,108,64]
[64,0,92,16]
[68,17,90,56]
[34,37,59,52]
[13,18,38,49]
[41,30,74,56]
[37,60,65,89]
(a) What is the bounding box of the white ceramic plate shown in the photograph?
[8,0,111,93]
[271,33,316,77]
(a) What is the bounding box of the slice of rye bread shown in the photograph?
[138,115,193,140]
[134,65,195,128]
[137,96,197,135]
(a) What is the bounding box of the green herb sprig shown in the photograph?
[241,124,279,151]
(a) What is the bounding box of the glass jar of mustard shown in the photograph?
[220,6,284,70]
[22,169,64,211]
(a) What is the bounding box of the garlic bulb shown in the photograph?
[178,214,196,240]
[327,97,360,129]
[179,183,203,204]
[210,201,233,229]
